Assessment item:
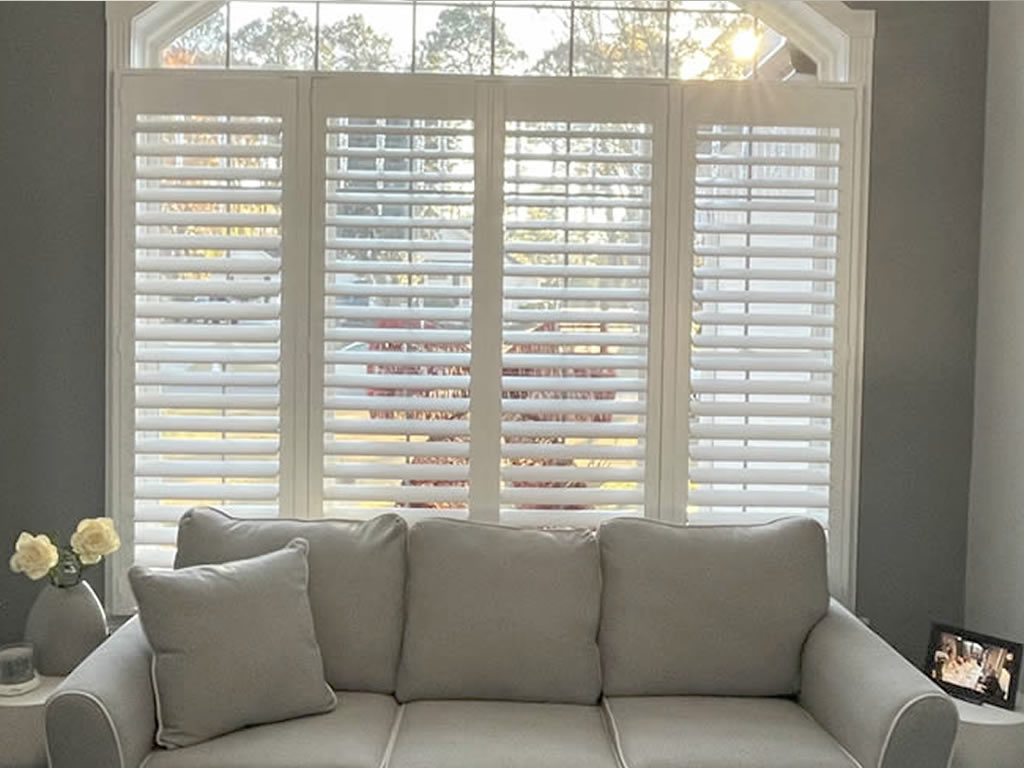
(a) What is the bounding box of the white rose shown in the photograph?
[9,533,59,581]
[70,517,121,565]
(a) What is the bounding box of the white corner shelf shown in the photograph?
[953,695,1024,768]
[0,675,64,768]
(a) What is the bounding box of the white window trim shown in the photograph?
[104,1,874,612]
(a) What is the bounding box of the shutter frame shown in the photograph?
[677,82,857,531]
[312,77,480,520]
[498,82,669,520]
[109,73,300,596]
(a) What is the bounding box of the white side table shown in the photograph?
[953,696,1024,768]
[0,676,64,768]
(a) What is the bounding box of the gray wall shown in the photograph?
[0,2,989,660]
[851,1,987,661]
[0,2,106,643]
[967,3,1024,643]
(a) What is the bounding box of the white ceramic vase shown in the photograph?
[24,582,108,675]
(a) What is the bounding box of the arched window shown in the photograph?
[106,0,874,613]
[132,1,840,81]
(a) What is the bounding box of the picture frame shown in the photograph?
[925,623,1022,709]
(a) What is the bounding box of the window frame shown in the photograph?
[105,1,874,613]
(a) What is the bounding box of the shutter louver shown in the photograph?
[322,116,475,518]
[500,120,653,521]
[687,116,844,527]
[132,112,285,566]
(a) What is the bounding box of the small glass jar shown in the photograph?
[0,642,39,696]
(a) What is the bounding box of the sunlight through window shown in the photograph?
[155,0,812,81]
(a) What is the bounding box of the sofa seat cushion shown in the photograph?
[605,696,859,768]
[388,700,620,768]
[140,692,397,768]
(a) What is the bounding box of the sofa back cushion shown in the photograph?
[598,517,829,697]
[174,507,406,693]
[396,519,602,704]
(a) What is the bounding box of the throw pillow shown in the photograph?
[129,538,337,748]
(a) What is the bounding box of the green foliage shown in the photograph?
[231,6,315,69]
[162,8,226,67]
[417,5,525,75]
[541,5,668,77]
[533,4,751,79]
[678,12,754,80]
[320,14,399,72]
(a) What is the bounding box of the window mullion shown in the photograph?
[282,74,314,519]
[305,77,329,520]
[467,82,505,522]
[644,85,673,521]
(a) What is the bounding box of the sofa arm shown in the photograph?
[799,600,958,768]
[45,616,156,768]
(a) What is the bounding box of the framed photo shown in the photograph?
[925,623,1022,709]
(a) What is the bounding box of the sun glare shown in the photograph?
[730,28,760,62]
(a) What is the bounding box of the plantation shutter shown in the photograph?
[312,79,480,519]
[679,84,856,528]
[116,75,298,569]
[110,74,864,613]
[499,84,667,525]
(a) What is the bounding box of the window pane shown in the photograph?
[160,6,227,68]
[416,3,507,75]
[572,5,668,78]
[583,0,668,7]
[318,2,412,72]
[669,9,755,80]
[494,2,571,76]
[229,1,316,70]
[671,0,741,10]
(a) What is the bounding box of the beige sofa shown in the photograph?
[45,508,958,768]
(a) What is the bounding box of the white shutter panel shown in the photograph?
[119,76,297,569]
[500,84,667,525]
[315,80,477,519]
[681,84,856,528]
